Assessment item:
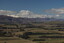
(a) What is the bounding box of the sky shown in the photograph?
[0,0,64,18]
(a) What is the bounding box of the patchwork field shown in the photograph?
[0,21,64,43]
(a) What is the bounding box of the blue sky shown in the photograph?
[0,0,64,18]
[0,0,64,13]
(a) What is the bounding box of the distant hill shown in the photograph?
[0,15,64,24]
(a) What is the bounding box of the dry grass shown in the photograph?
[0,37,36,43]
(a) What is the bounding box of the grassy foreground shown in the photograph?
[0,37,36,43]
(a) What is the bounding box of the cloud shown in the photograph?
[0,10,59,18]
[16,10,49,18]
[0,10,18,18]
[0,10,16,15]
[44,8,64,14]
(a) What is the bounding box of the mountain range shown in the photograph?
[0,15,64,25]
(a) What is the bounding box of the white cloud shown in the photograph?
[44,8,64,14]
[7,15,19,18]
[16,10,49,18]
[56,14,60,17]
[0,10,16,15]
[0,10,59,18]
[0,10,18,18]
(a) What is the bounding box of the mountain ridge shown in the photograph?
[0,15,64,24]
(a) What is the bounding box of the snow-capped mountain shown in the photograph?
[0,10,63,24]
[0,10,54,18]
[0,15,63,25]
